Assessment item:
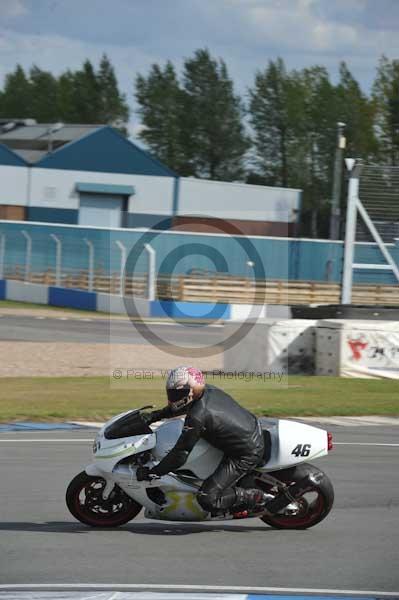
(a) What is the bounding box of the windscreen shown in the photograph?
[104,411,152,440]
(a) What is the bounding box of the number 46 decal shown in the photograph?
[291,443,311,457]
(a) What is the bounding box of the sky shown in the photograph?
[1,0,398,138]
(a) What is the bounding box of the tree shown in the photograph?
[0,65,31,118]
[249,58,295,186]
[372,55,399,165]
[286,65,351,238]
[135,50,248,178]
[135,61,185,172]
[249,61,340,237]
[69,60,102,123]
[336,62,376,160]
[98,54,129,134]
[182,49,248,180]
[29,66,59,122]
[56,70,76,122]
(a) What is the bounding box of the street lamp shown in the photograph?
[329,121,346,240]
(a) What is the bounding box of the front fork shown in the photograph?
[85,463,115,500]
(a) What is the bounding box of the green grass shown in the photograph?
[0,376,398,422]
[0,299,99,315]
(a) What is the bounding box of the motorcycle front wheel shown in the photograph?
[66,471,142,527]
[260,463,334,530]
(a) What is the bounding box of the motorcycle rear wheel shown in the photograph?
[66,471,142,527]
[260,463,334,530]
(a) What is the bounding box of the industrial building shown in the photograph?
[0,121,301,235]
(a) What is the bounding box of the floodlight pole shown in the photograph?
[84,238,94,292]
[341,160,360,304]
[329,122,346,240]
[50,233,62,287]
[21,230,32,282]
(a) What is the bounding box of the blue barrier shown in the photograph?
[49,286,97,311]
[0,279,5,300]
[150,300,231,320]
[0,422,88,432]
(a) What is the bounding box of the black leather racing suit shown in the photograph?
[146,384,265,514]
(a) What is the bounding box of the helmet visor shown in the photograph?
[167,386,190,411]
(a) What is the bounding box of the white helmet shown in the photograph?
[166,366,205,412]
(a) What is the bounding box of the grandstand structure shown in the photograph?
[357,164,399,242]
[342,160,399,304]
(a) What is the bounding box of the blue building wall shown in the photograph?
[0,221,398,285]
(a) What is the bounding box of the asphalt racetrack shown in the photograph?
[0,424,398,593]
[0,314,224,345]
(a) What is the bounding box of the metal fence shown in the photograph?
[1,222,399,298]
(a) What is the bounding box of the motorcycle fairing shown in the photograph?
[88,411,329,522]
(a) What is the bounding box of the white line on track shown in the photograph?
[0,438,93,442]
[335,442,399,447]
[0,583,398,596]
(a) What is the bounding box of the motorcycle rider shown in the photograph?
[136,366,271,515]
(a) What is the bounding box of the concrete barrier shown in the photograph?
[0,278,290,324]
[6,280,48,304]
[224,319,317,375]
[97,293,150,318]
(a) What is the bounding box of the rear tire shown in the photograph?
[66,471,142,527]
[260,463,334,530]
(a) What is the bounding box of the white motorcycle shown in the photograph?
[66,406,334,530]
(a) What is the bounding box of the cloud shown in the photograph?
[0,0,398,135]
[224,0,393,56]
[0,0,29,20]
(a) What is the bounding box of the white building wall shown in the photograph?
[29,168,175,214]
[178,178,301,222]
[0,166,29,206]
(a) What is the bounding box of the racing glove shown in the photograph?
[136,466,151,481]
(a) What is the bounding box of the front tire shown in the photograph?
[66,471,142,527]
[260,464,334,530]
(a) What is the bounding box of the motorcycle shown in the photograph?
[66,406,334,530]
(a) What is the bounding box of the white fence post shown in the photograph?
[115,240,126,296]
[21,230,32,283]
[0,234,5,280]
[144,243,156,301]
[84,238,95,292]
[50,233,62,287]
[341,160,359,304]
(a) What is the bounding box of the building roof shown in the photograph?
[0,121,101,163]
[0,120,177,177]
[36,126,177,177]
[0,143,28,167]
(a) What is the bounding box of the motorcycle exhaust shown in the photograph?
[265,470,324,514]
